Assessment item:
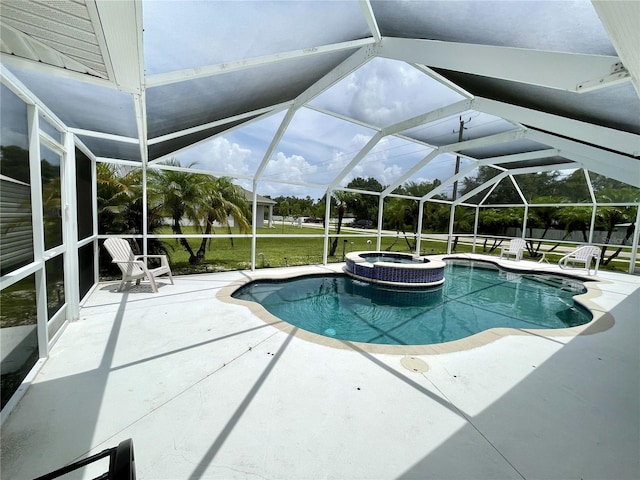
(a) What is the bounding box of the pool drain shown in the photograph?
[401,356,429,373]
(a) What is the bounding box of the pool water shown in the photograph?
[232,261,592,345]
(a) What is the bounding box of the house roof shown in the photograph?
[242,188,277,206]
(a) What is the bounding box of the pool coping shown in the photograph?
[216,254,615,355]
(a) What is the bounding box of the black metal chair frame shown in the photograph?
[33,438,135,480]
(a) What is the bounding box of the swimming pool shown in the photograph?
[231,260,592,346]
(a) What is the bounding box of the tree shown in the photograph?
[148,160,220,264]
[96,163,137,235]
[556,169,591,202]
[451,206,474,251]
[477,208,523,252]
[345,177,383,222]
[525,196,562,257]
[595,187,639,265]
[382,180,444,251]
[383,197,415,251]
[328,191,351,257]
[272,195,315,218]
[0,145,30,184]
[97,164,168,259]
[196,176,250,260]
[557,206,591,243]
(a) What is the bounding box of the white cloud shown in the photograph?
[264,152,318,182]
[179,136,251,176]
[346,161,404,188]
[312,57,465,129]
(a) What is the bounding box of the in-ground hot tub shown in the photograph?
[344,251,445,288]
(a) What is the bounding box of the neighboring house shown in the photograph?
[241,188,276,228]
[179,188,276,229]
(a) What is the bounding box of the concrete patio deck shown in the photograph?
[1,256,638,479]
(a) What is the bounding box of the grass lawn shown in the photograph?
[152,225,462,273]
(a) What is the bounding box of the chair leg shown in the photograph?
[168,271,174,285]
[148,275,158,293]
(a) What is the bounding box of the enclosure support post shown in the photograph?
[29,106,48,356]
[416,199,425,255]
[522,204,529,240]
[322,191,332,265]
[251,183,258,271]
[585,169,597,245]
[473,206,480,253]
[589,205,597,244]
[64,131,80,321]
[377,196,385,251]
[142,162,148,257]
[447,204,455,254]
[629,205,640,274]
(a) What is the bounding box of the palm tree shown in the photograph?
[196,177,250,260]
[148,159,218,264]
[383,197,415,251]
[557,206,591,243]
[329,191,351,256]
[526,196,563,257]
[478,208,523,252]
[96,163,136,234]
[596,187,639,265]
[452,206,474,251]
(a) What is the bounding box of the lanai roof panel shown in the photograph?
[145,50,355,139]
[142,0,370,76]
[370,0,616,55]
[460,138,550,160]
[148,117,261,163]
[77,136,142,163]
[437,71,640,135]
[402,111,519,147]
[5,65,138,139]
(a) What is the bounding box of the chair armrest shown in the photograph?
[134,255,170,267]
[112,259,146,267]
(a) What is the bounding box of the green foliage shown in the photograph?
[95,166,639,273]
[344,177,383,222]
[271,195,315,217]
[0,145,30,183]
[97,158,250,267]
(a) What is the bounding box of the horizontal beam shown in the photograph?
[377,37,627,92]
[474,97,640,157]
[148,101,292,146]
[68,128,139,144]
[146,38,375,88]
[525,129,640,188]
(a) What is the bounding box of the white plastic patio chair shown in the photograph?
[104,238,174,292]
[499,238,526,261]
[558,245,602,275]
